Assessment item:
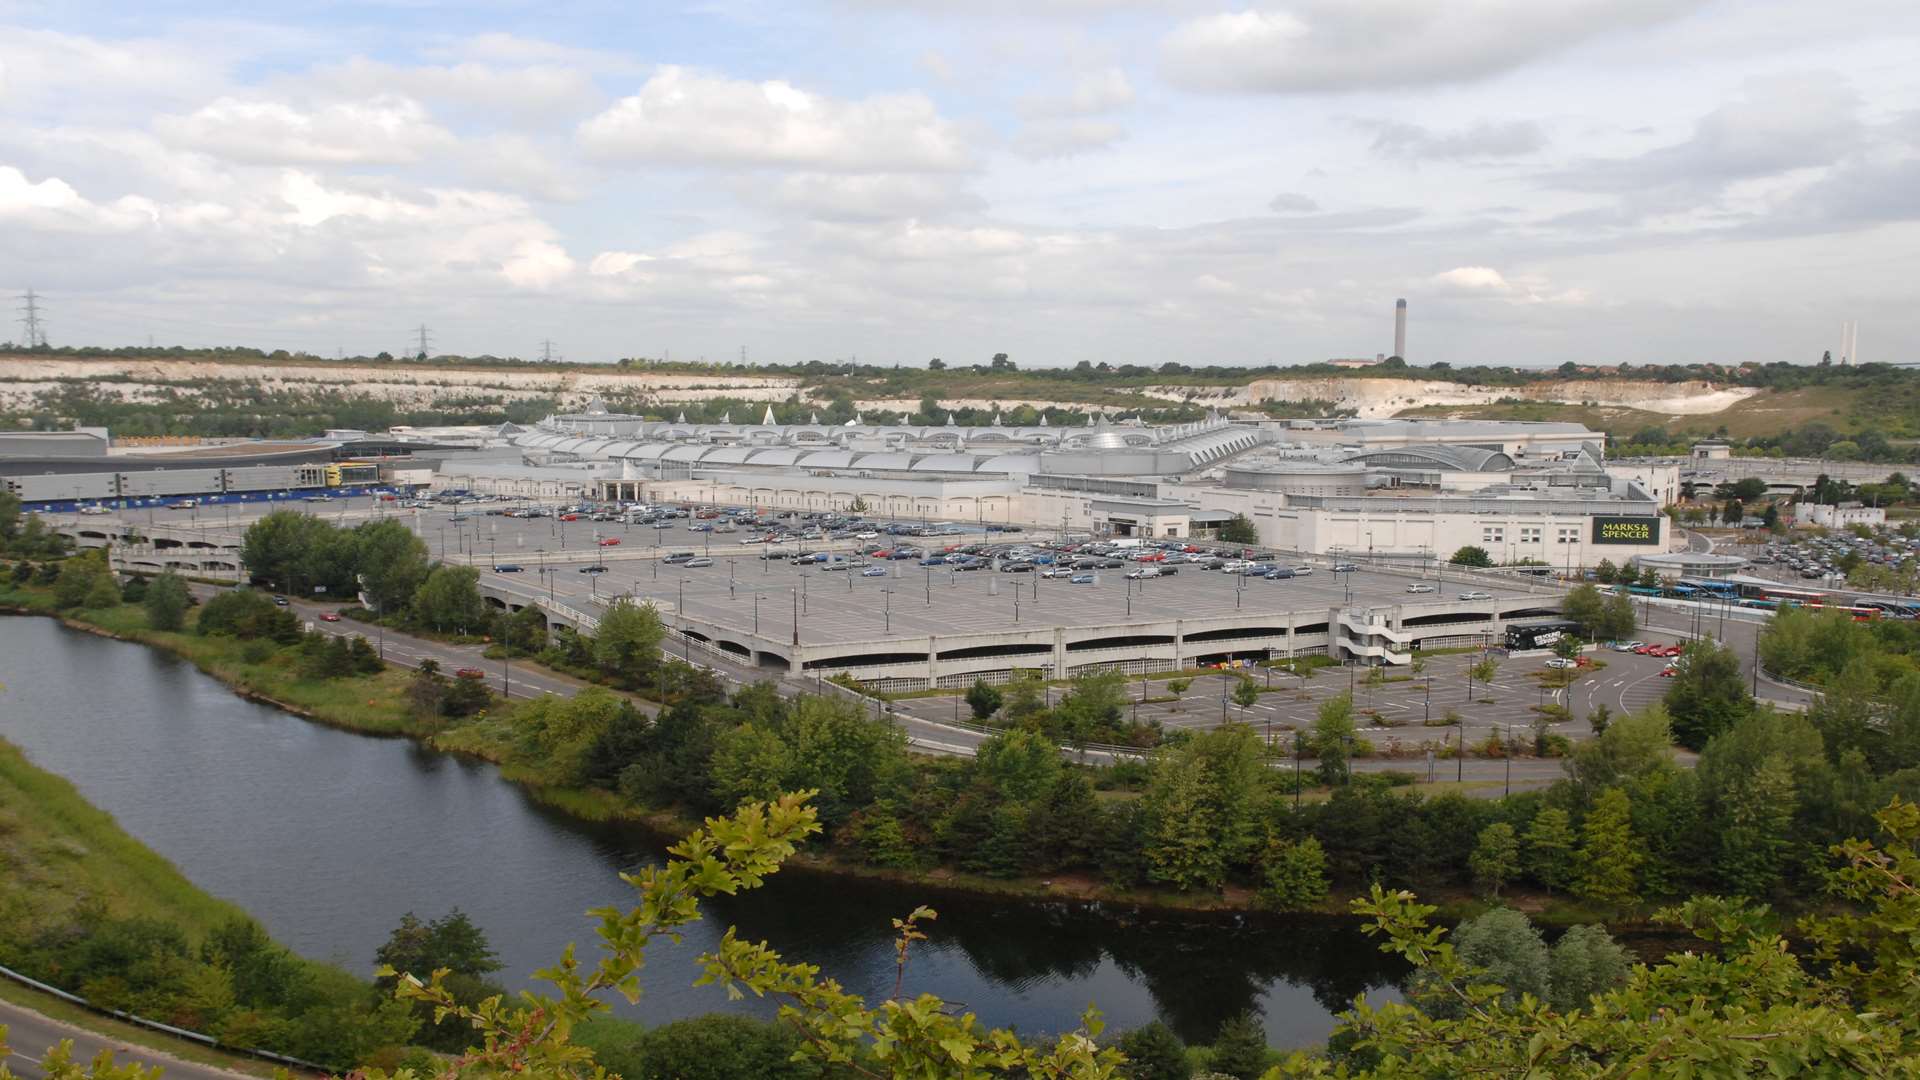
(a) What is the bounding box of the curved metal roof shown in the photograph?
[796,450,857,469]
[853,452,917,471]
[624,443,673,461]
[910,453,982,472]
[745,448,807,466]
[701,446,757,464]
[661,445,710,463]
[1342,445,1514,471]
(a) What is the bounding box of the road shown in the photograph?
[0,996,255,1080]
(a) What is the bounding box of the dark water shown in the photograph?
[0,617,1401,1046]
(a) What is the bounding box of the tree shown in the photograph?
[1310,691,1357,786]
[82,570,122,609]
[374,908,504,1053]
[1663,638,1753,750]
[989,352,1015,370]
[354,519,431,613]
[240,510,321,591]
[1446,907,1550,1008]
[1449,545,1492,568]
[1564,704,1674,797]
[53,551,109,609]
[1561,583,1604,634]
[1165,677,1191,712]
[412,564,486,634]
[1001,670,1048,724]
[1260,836,1330,912]
[1522,807,1576,894]
[600,1014,818,1080]
[1576,787,1641,906]
[1207,1011,1270,1080]
[1232,677,1260,717]
[973,728,1062,802]
[1597,591,1638,642]
[440,668,492,718]
[1116,1021,1187,1080]
[965,677,1003,720]
[1218,513,1259,545]
[592,600,665,687]
[142,572,189,631]
[1141,726,1266,891]
[1470,823,1520,898]
[1546,924,1631,1012]
[1593,558,1617,584]
[927,357,946,371]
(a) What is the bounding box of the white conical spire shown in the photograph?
[762,405,776,426]
[1038,413,1049,427]
[720,410,731,424]
[676,410,687,423]
[945,413,955,426]
[991,410,1002,426]
[810,411,819,424]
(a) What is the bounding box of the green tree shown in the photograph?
[1576,787,1642,906]
[1522,807,1576,894]
[1231,677,1260,718]
[82,569,123,609]
[1218,513,1259,545]
[592,600,665,687]
[354,519,431,613]
[596,1014,819,1080]
[239,510,321,591]
[1664,638,1754,750]
[412,564,487,634]
[1597,590,1638,641]
[1141,726,1266,891]
[1115,1021,1187,1080]
[973,728,1063,802]
[52,550,108,609]
[1260,836,1330,912]
[1310,691,1357,786]
[1449,545,1492,568]
[1054,670,1127,743]
[374,908,504,1053]
[1546,923,1632,1012]
[965,677,1003,720]
[1165,677,1191,712]
[141,571,190,632]
[1446,907,1550,1008]
[1564,704,1674,797]
[1470,822,1521,899]
[1001,670,1049,725]
[1593,558,1617,584]
[1207,1010,1270,1080]
[1561,583,1604,635]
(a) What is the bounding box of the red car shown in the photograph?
[318,612,341,622]
[599,537,621,546]
[454,667,486,680]
[1659,666,1679,677]
[559,513,580,521]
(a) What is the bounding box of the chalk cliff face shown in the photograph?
[0,355,1757,419]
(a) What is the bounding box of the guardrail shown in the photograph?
[0,961,331,1074]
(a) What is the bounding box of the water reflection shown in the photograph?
[0,618,1402,1046]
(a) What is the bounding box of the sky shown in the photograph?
[1,1,1917,369]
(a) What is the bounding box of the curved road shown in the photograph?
[0,997,260,1080]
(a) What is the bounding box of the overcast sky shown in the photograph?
[2,1,1916,369]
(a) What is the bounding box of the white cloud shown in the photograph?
[755,173,985,221]
[0,166,159,232]
[578,67,973,172]
[1365,119,1547,161]
[1019,67,1134,116]
[295,57,605,128]
[1432,265,1512,292]
[156,95,455,165]
[1162,1,1706,93]
[1269,192,1320,213]
[1012,119,1127,159]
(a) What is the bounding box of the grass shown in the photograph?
[0,738,250,936]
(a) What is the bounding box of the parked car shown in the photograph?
[861,566,888,577]
[271,595,289,607]
[1405,583,1437,593]
[1069,573,1096,584]
[1659,666,1679,677]
[1291,565,1314,576]
[598,537,621,546]
[1332,562,1360,573]
[1545,658,1576,669]
[1264,567,1294,580]
[663,551,697,564]
[578,565,608,574]
[684,557,714,568]
[1126,567,1162,579]
[493,564,524,573]
[1000,562,1035,573]
[559,513,579,521]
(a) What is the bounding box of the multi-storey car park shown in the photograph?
[27,407,1692,688]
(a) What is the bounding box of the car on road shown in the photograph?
[1659,665,1679,677]
[663,551,697,564]
[1040,566,1076,578]
[861,566,888,577]
[1613,640,1646,652]
[78,505,111,515]
[1125,566,1161,579]
[1458,590,1494,601]
[1264,567,1294,580]
[855,531,879,540]
[493,564,524,572]
[271,595,289,606]
[318,612,341,622]
[1405,583,1437,593]
[1291,565,1314,576]
[455,667,486,679]
[1545,658,1577,669]
[559,513,580,521]
[1000,562,1034,573]
[1332,562,1360,573]
[1069,573,1096,584]
[684,557,714,568]
[578,565,608,574]
[598,537,621,546]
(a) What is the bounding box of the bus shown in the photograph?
[1678,578,1739,600]
[1506,620,1582,651]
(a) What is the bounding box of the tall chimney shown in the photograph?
[1393,298,1407,360]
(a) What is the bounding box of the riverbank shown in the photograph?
[0,579,1634,930]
